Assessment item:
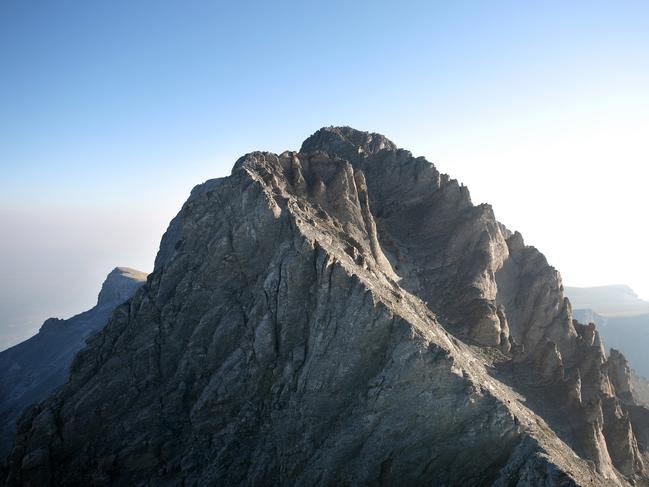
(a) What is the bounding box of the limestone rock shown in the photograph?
[4,128,649,486]
[609,349,635,405]
[0,267,147,459]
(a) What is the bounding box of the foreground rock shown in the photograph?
[4,128,649,486]
[0,267,147,459]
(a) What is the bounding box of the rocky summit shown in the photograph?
[4,127,649,486]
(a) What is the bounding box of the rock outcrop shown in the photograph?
[609,349,635,405]
[0,267,147,459]
[568,287,649,381]
[4,128,649,486]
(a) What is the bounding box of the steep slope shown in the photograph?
[572,308,649,408]
[4,128,649,486]
[568,287,649,379]
[632,375,649,409]
[0,267,147,459]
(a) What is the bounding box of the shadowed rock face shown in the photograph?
[0,267,147,460]
[4,127,649,486]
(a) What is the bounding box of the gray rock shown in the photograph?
[567,286,649,381]
[0,267,147,459]
[4,128,649,486]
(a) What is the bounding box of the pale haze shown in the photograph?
[1,1,648,350]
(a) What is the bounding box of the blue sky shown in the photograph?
[1,1,648,349]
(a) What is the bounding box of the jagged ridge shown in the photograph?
[4,128,648,486]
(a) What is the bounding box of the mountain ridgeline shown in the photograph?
[567,286,649,385]
[4,128,649,486]
[0,268,147,460]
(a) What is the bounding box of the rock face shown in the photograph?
[632,375,649,409]
[0,267,147,459]
[4,128,649,486]
[568,287,649,386]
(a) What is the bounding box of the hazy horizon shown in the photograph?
[1,1,648,351]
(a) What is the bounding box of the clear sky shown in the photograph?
[1,1,648,350]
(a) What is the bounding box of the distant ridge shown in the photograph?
[566,285,649,317]
[0,267,147,459]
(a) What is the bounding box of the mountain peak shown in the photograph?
[300,126,398,159]
[96,267,147,308]
[7,129,648,486]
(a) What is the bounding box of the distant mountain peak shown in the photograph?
[565,284,649,317]
[97,266,148,308]
[113,266,148,281]
[572,284,637,296]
